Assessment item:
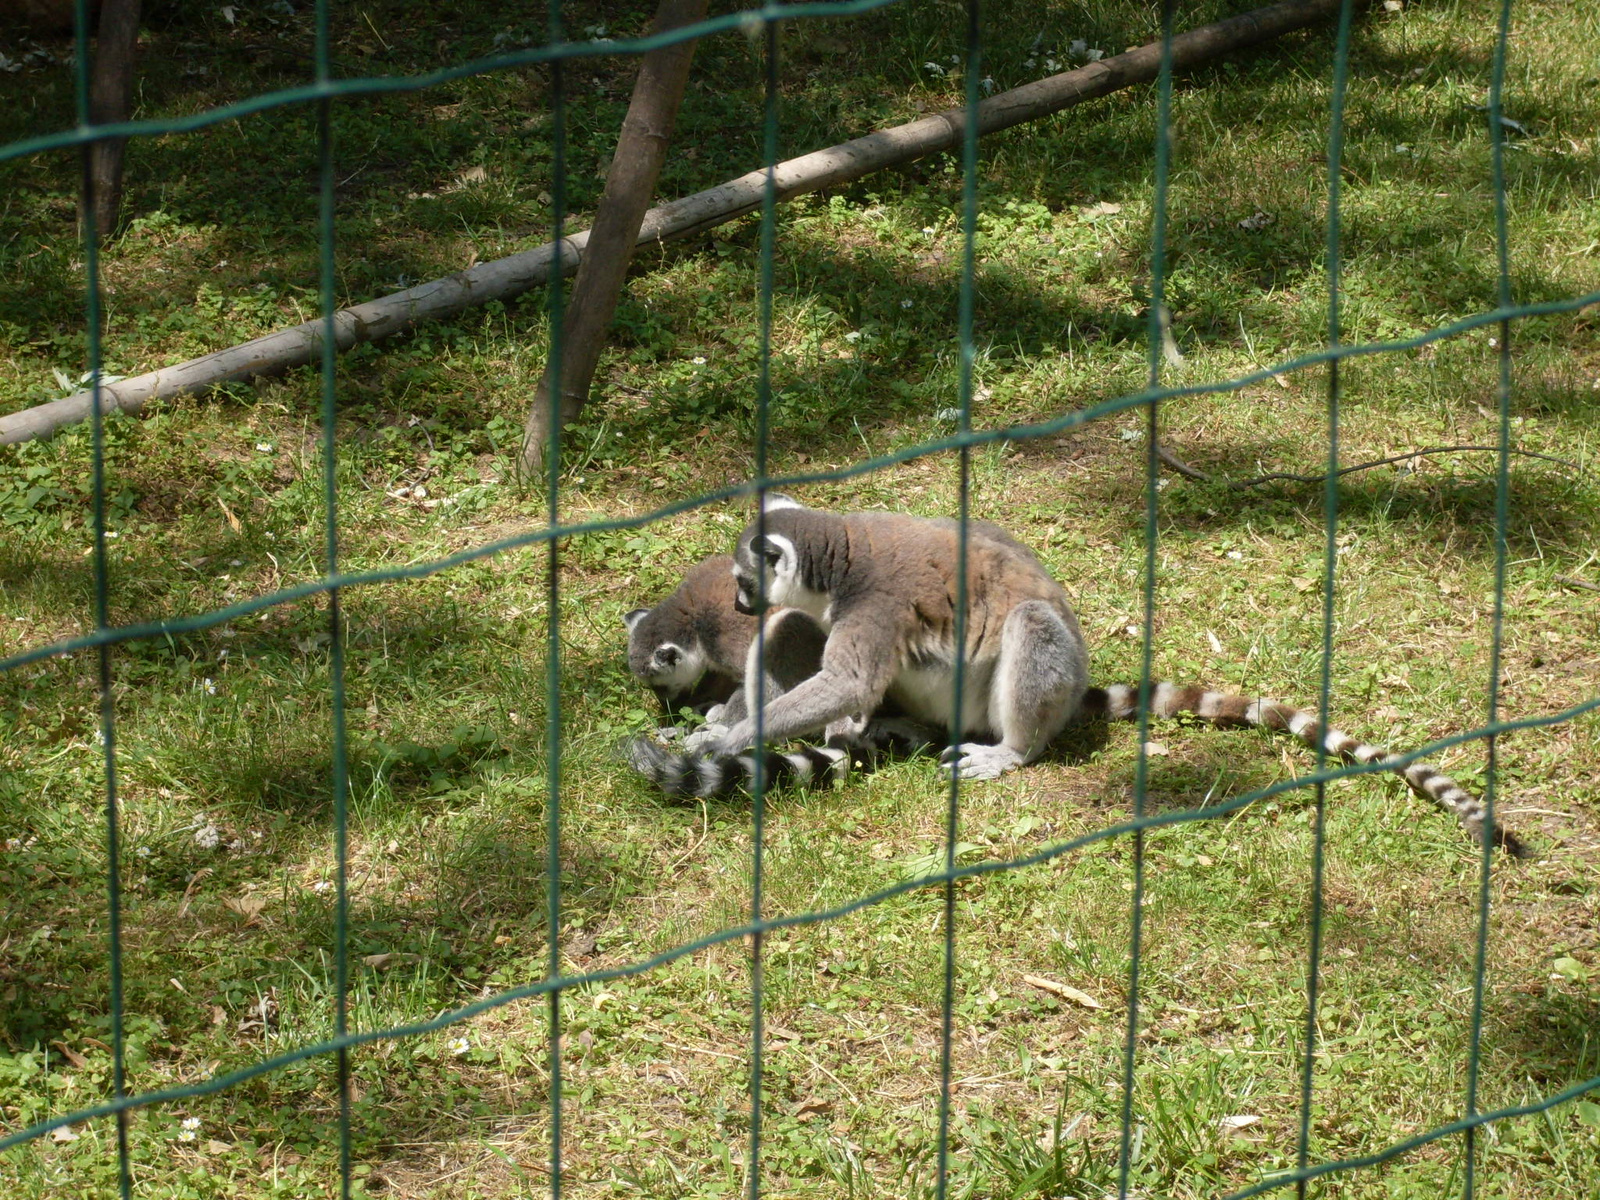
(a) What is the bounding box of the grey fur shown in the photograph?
[624,555,836,729]
[623,555,757,719]
[719,498,1091,780]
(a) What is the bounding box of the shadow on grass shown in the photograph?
[1490,986,1600,1092]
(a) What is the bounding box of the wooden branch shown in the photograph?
[83,0,142,239]
[1,0,1347,446]
[520,0,710,478]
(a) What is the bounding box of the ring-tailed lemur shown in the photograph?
[623,553,918,728]
[624,555,759,721]
[624,555,933,785]
[625,496,1524,855]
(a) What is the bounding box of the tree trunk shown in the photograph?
[519,0,710,479]
[81,0,142,239]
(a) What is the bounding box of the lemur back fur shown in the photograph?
[625,498,1522,855]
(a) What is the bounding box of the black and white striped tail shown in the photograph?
[625,735,855,799]
[625,720,931,800]
[1082,682,1525,856]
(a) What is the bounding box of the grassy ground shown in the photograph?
[2,0,1599,1196]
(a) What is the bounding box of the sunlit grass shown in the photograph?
[2,0,1599,1196]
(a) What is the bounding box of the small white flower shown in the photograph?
[136,846,151,858]
[181,1117,201,1131]
[229,559,242,567]
[178,1129,196,1142]
[1226,550,1244,560]
[692,355,707,365]
[194,824,221,851]
[105,530,119,539]
[574,476,586,486]
[255,442,273,453]
[203,678,216,695]
[844,331,862,342]
[901,299,914,309]
[313,880,332,893]
[1488,337,1499,348]
[218,649,228,660]
[922,225,935,235]
[449,1036,470,1057]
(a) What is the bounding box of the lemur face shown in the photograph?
[731,531,795,615]
[624,609,709,707]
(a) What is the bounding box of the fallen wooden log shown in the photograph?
[0,0,1345,446]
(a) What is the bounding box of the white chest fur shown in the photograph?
[888,660,995,737]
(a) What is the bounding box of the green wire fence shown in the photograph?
[2,0,1598,1197]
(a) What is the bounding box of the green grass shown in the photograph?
[3,0,1600,1196]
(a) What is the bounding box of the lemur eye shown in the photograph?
[762,546,782,567]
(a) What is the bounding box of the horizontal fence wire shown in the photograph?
[2,0,1598,1196]
[0,0,911,165]
[4,287,1598,671]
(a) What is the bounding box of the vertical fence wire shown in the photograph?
[1464,0,1518,1193]
[10,1,1600,1194]
[72,0,131,1191]
[310,4,355,1196]
[1116,2,1176,1194]
[745,15,784,1200]
[932,1,982,1195]
[1296,1,1356,1191]
[543,1,569,1193]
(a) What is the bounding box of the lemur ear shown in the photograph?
[759,492,804,515]
[623,609,649,632]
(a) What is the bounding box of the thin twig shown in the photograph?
[1236,444,1580,488]
[1156,442,1213,481]
[1554,575,1600,593]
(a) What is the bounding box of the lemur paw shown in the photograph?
[939,743,1025,781]
[682,724,729,755]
